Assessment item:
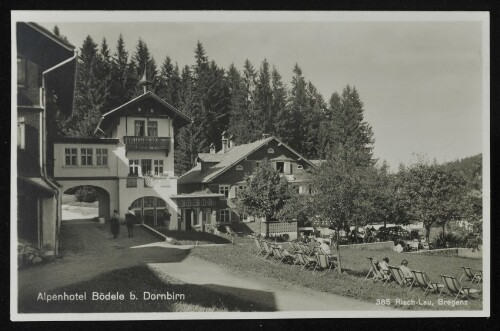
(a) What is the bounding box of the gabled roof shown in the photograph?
[197,153,227,163]
[95,91,192,133]
[178,136,316,184]
[25,22,75,51]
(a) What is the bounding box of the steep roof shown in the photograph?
[178,136,316,184]
[197,153,227,163]
[95,91,192,133]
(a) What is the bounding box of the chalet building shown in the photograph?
[16,22,77,257]
[52,74,192,229]
[175,133,318,232]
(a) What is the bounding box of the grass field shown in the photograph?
[19,265,259,313]
[192,238,483,310]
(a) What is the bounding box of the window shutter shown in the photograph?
[285,162,291,175]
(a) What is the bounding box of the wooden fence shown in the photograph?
[260,221,298,239]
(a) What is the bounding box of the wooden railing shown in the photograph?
[123,136,170,155]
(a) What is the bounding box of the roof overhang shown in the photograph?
[95,92,192,134]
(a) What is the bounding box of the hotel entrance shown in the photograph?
[172,193,224,231]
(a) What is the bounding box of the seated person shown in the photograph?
[399,259,414,280]
[319,239,332,255]
[378,257,389,272]
[394,242,404,253]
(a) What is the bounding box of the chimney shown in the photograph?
[221,131,228,153]
[262,133,270,139]
[209,143,216,154]
[229,134,235,149]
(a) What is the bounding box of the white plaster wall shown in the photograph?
[54,143,120,178]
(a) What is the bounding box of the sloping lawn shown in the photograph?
[192,238,483,310]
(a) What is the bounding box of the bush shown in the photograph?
[75,186,98,203]
[436,232,464,248]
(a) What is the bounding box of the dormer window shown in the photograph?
[297,165,303,170]
[236,165,243,171]
[135,120,145,136]
[267,148,274,154]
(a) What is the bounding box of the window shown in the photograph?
[236,185,246,198]
[17,117,25,149]
[134,120,145,136]
[219,185,230,198]
[284,162,292,175]
[141,159,152,175]
[17,57,26,86]
[148,121,158,137]
[178,199,184,207]
[81,148,93,166]
[96,148,108,166]
[276,161,284,174]
[129,159,139,176]
[154,159,164,175]
[65,148,77,166]
[186,199,191,207]
[220,209,230,222]
[193,208,200,226]
[235,165,243,171]
[206,199,212,206]
[267,148,274,154]
[296,165,303,170]
[143,197,154,208]
[193,199,199,207]
[131,198,142,209]
[201,199,206,206]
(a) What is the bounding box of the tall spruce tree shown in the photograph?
[319,86,375,165]
[132,39,158,95]
[287,64,308,153]
[254,59,273,136]
[270,66,289,142]
[227,64,254,145]
[68,35,109,137]
[157,56,181,107]
[108,34,136,110]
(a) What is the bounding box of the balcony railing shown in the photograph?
[124,136,170,156]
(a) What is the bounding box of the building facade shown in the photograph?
[53,89,192,229]
[16,22,77,257]
[176,133,318,232]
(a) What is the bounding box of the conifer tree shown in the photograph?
[67,35,109,137]
[227,64,253,144]
[270,66,289,142]
[287,64,308,153]
[254,59,273,136]
[109,34,136,110]
[157,56,181,107]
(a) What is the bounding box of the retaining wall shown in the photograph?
[340,241,394,251]
[408,247,482,259]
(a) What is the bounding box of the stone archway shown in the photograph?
[63,185,111,221]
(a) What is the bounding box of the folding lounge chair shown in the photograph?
[281,248,297,265]
[295,252,317,270]
[289,241,301,254]
[254,238,267,258]
[440,274,482,300]
[460,267,483,284]
[386,265,413,287]
[298,242,315,256]
[365,257,386,282]
[261,241,275,260]
[410,270,444,295]
[313,253,337,274]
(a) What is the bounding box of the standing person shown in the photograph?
[125,207,136,237]
[110,210,120,239]
[165,208,171,229]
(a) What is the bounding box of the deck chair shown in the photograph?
[460,267,483,284]
[440,274,482,300]
[253,238,267,258]
[410,270,444,295]
[313,253,337,274]
[289,241,301,253]
[386,265,413,287]
[271,246,286,263]
[298,242,315,256]
[281,248,297,265]
[261,241,274,259]
[295,252,317,270]
[365,257,386,282]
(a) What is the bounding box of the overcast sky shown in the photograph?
[34,16,485,170]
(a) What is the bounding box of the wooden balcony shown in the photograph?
[123,136,170,156]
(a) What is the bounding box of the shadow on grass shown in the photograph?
[19,265,276,313]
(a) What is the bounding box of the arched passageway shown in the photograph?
[130,196,170,228]
[63,185,111,221]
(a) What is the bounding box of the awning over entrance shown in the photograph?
[171,192,224,209]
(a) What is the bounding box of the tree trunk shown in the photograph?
[425,224,431,243]
[265,215,270,238]
[336,227,342,275]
